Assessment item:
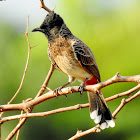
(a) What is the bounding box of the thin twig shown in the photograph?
[35,64,55,98]
[6,117,27,140]
[40,0,52,12]
[8,16,31,104]
[0,16,31,119]
[16,110,24,140]
[0,104,89,123]
[106,83,140,102]
[68,125,101,140]
[112,90,140,118]
[5,15,31,140]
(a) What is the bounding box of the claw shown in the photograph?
[64,94,68,98]
[78,84,85,96]
[53,87,62,98]
[53,86,68,98]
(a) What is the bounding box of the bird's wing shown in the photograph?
[72,38,101,82]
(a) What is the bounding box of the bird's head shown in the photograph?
[32,12,64,39]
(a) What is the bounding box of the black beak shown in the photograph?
[32,27,43,32]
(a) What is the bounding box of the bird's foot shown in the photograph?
[53,86,67,98]
[78,78,88,96]
[78,83,85,97]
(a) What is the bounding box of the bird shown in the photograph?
[32,11,115,130]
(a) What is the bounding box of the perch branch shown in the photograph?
[0,73,140,113]
[0,74,140,124]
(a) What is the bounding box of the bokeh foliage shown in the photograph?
[0,0,140,139]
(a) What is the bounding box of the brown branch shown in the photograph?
[112,90,140,118]
[15,110,23,140]
[35,64,54,98]
[0,104,89,123]
[0,73,140,113]
[68,125,101,140]
[6,117,27,140]
[106,83,140,102]
[40,0,52,12]
[0,76,140,124]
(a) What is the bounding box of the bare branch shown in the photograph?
[40,0,52,12]
[0,16,32,120]
[1,73,140,113]
[0,104,89,123]
[112,90,140,118]
[6,117,27,140]
[106,83,140,102]
[69,125,101,140]
[16,111,24,140]
[35,64,55,98]
[0,77,140,125]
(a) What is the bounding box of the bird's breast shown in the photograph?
[48,37,92,80]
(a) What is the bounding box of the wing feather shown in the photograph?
[72,38,101,82]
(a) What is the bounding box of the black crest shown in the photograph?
[40,12,64,30]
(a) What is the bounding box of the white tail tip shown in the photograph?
[106,120,115,128]
[90,110,98,119]
[90,110,102,124]
[100,122,107,130]
[94,115,101,124]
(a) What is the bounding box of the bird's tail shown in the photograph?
[87,91,115,129]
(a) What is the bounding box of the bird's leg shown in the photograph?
[54,77,75,98]
[78,77,89,96]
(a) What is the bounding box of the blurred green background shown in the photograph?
[0,0,140,140]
